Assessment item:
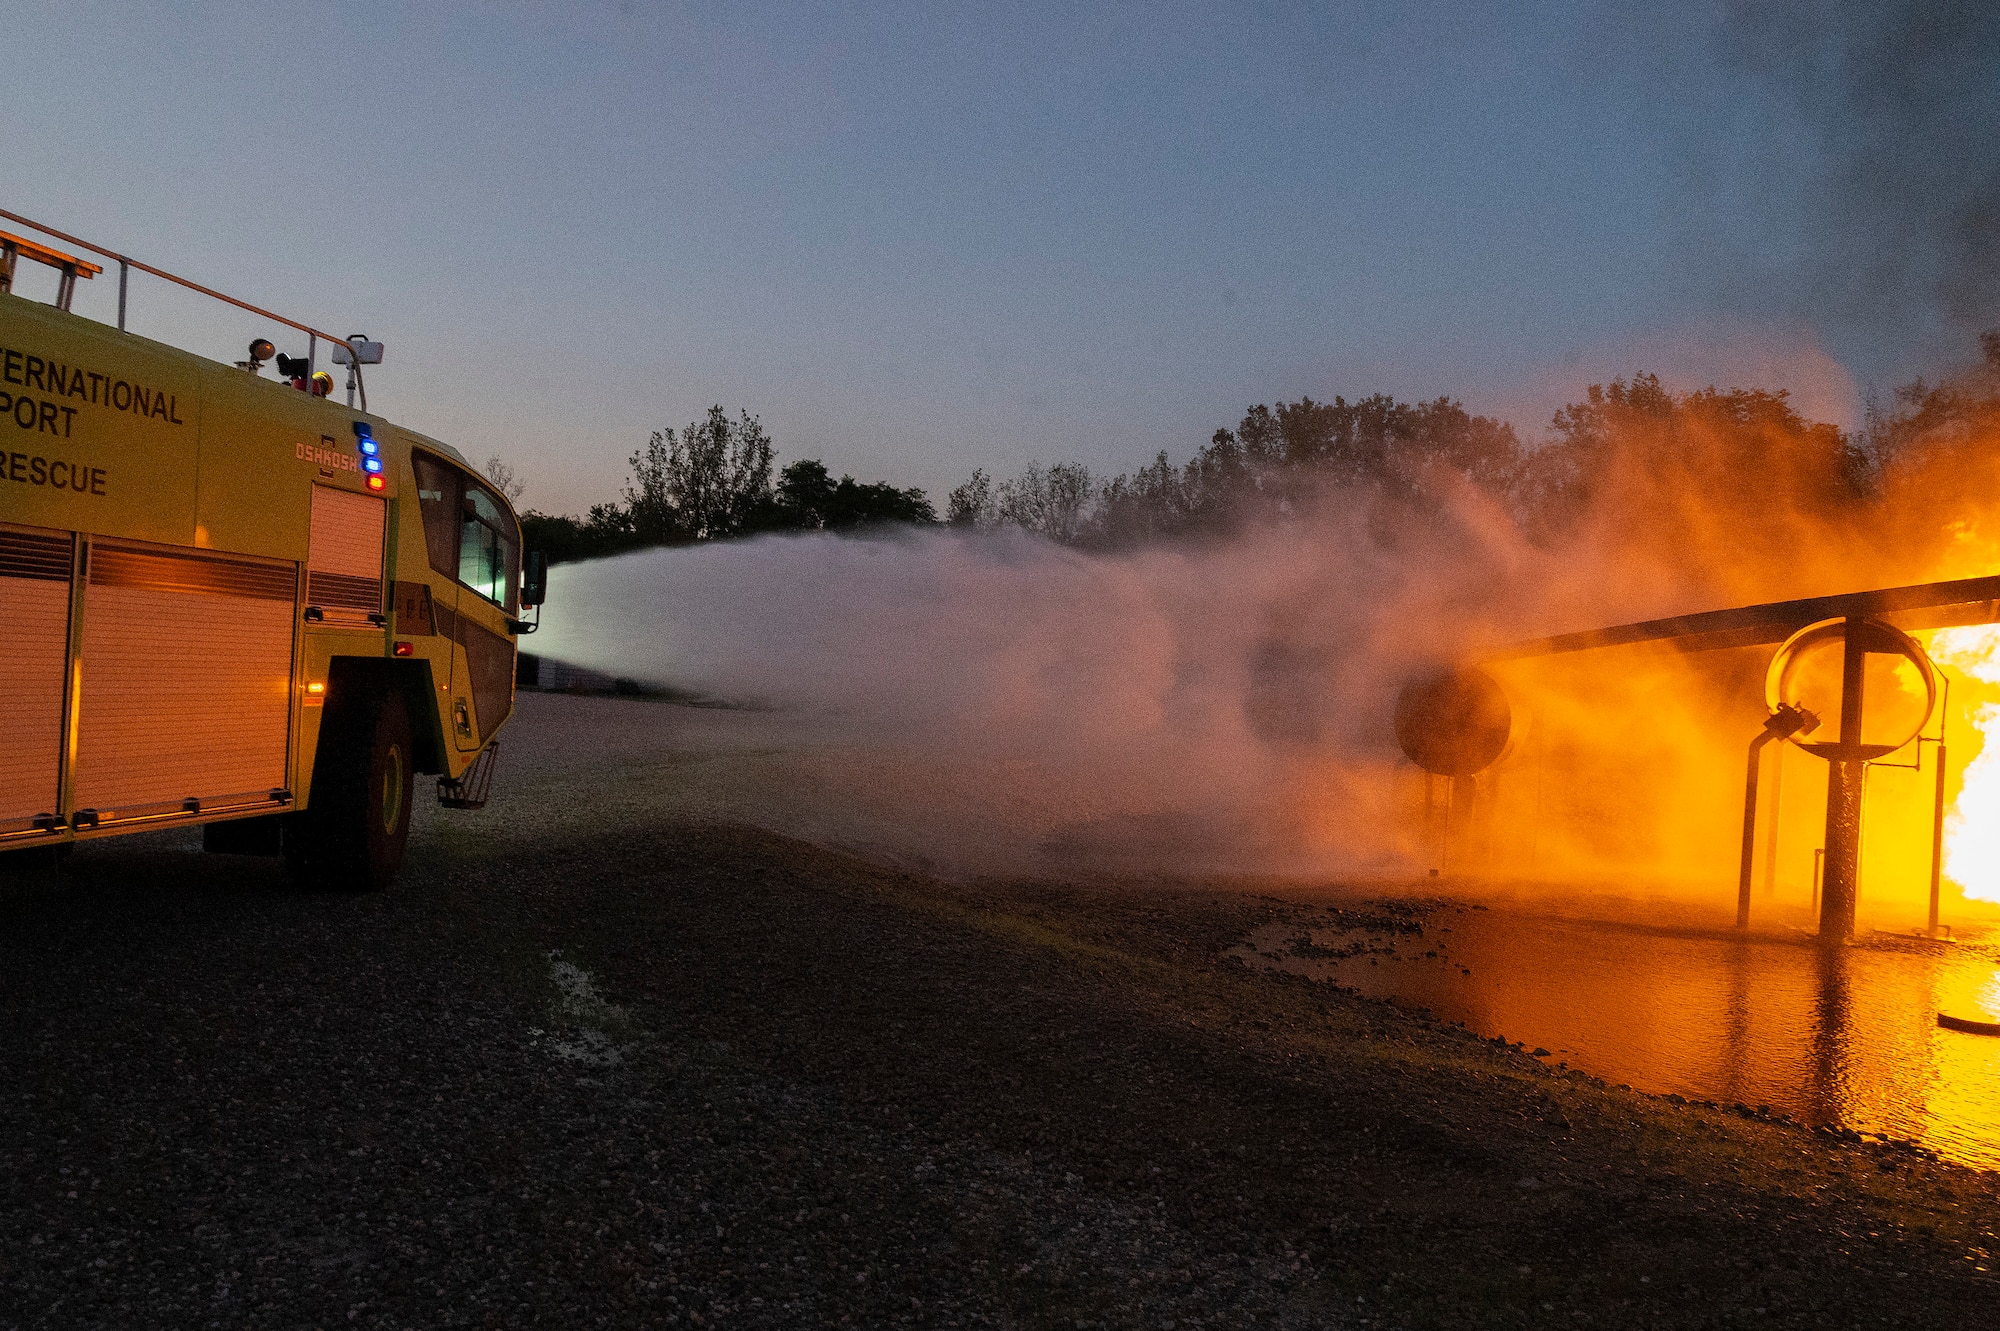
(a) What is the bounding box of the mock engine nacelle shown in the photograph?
[1393,667,1514,777]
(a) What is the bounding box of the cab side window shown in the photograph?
[458,484,518,610]
[412,451,520,612]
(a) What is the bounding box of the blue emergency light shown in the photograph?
[351,420,387,487]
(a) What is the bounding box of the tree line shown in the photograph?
[518,405,936,564]
[512,332,2000,564]
[948,334,2000,558]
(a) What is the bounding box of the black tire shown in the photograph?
[285,686,415,891]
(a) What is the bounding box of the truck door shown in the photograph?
[410,453,517,753]
[0,526,73,839]
[448,481,519,750]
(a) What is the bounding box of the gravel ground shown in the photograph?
[3,694,1998,1329]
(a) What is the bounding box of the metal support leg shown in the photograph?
[1821,759,1864,941]
[1737,731,1777,929]
[1737,704,1819,931]
[1930,742,1948,937]
[1761,741,1784,897]
[1422,773,1437,873]
[1447,773,1477,876]
[1817,620,1868,943]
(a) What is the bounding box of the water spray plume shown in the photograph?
[538,352,2000,919]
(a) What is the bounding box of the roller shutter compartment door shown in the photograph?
[307,486,386,623]
[71,544,298,819]
[0,528,73,834]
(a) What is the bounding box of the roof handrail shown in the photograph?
[0,207,366,412]
[0,230,102,313]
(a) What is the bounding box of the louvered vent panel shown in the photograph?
[91,546,296,600]
[0,529,73,581]
[308,570,384,613]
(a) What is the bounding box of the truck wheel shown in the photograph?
[286,687,414,891]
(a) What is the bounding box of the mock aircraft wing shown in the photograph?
[1486,573,2000,660]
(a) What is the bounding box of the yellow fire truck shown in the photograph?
[0,211,544,889]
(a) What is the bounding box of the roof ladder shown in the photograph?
[0,229,102,311]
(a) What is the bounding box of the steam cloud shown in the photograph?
[534,503,1581,878]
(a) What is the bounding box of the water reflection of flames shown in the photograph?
[1931,625,2000,904]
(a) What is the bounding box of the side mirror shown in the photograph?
[521,550,548,607]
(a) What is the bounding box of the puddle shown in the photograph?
[1233,903,2000,1169]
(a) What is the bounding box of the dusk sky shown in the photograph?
[5,2,1992,514]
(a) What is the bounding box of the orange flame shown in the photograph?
[1931,626,2000,905]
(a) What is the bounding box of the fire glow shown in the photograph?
[1449,615,2000,931]
[1932,625,2000,905]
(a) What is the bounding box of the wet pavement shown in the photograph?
[1236,902,2000,1168]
